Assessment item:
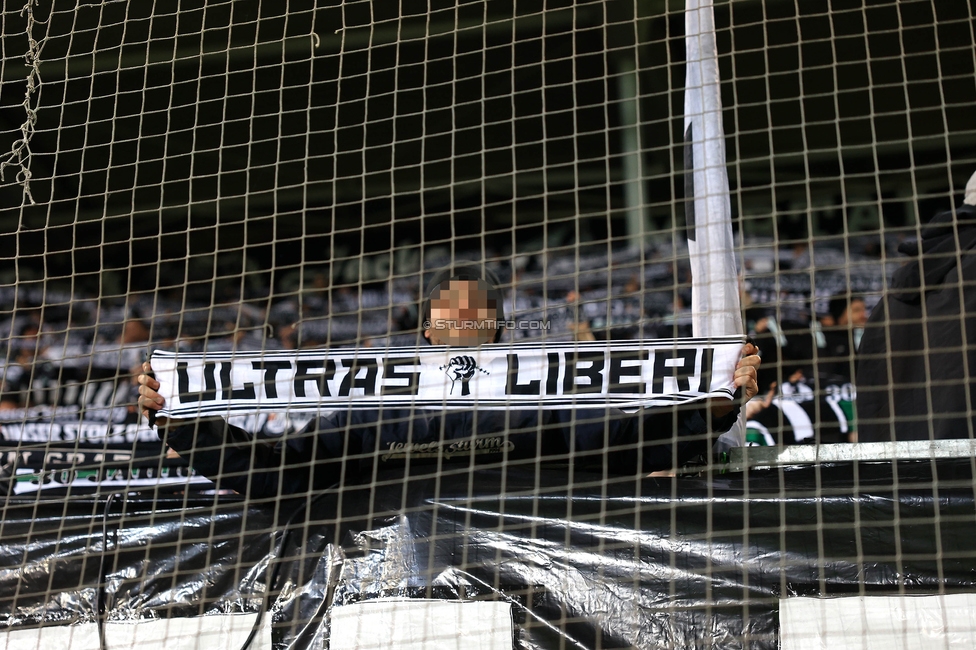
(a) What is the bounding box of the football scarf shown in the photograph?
[151,337,745,419]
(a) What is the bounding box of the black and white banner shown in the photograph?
[0,419,157,445]
[151,337,745,419]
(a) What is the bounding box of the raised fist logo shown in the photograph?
[440,355,488,396]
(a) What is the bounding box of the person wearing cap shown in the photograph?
[857,170,976,442]
[138,263,760,496]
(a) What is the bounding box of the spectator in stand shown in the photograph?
[745,292,862,444]
[818,293,867,384]
[563,290,598,342]
[745,303,787,391]
[758,294,864,392]
[0,322,47,410]
[857,170,976,442]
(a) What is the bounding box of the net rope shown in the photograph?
[0,1,975,648]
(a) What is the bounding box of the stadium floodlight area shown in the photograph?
[1,0,976,648]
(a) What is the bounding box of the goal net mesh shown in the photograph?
[1,0,975,648]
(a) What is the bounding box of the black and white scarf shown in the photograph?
[151,337,745,418]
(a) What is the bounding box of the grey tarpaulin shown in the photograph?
[1,459,975,648]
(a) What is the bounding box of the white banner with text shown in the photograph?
[151,338,745,418]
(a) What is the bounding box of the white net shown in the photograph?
[1,0,975,648]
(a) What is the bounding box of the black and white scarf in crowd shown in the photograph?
[151,337,745,419]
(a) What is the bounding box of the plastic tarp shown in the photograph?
[2,459,975,649]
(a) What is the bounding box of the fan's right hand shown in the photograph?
[137,361,169,429]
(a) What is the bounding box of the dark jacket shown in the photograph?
[857,203,976,441]
[163,404,738,496]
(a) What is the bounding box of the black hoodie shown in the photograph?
[856,203,976,441]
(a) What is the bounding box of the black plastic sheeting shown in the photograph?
[2,458,976,649]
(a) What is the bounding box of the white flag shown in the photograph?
[685,0,746,444]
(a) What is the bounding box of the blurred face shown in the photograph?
[15,325,41,362]
[425,279,498,346]
[122,319,150,344]
[840,299,868,327]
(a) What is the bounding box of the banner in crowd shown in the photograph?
[2,446,210,495]
[1,359,136,412]
[0,360,158,445]
[0,417,157,445]
[151,337,745,418]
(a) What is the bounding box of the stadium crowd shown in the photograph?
[0,236,893,446]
